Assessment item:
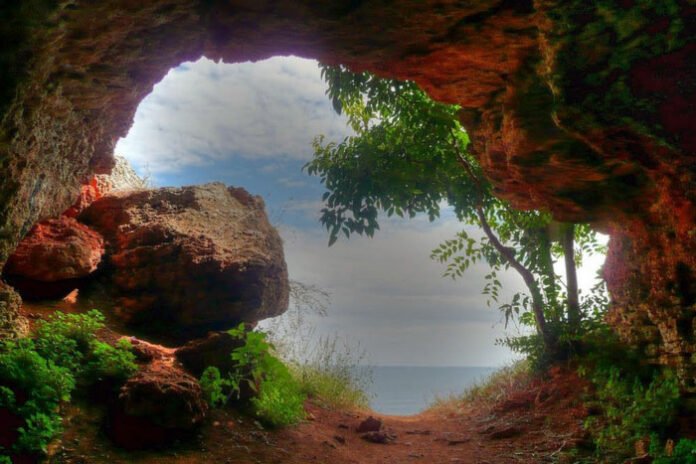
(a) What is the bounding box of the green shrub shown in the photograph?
[0,310,136,458]
[0,338,74,456]
[200,324,306,427]
[584,367,680,456]
[652,437,696,463]
[86,338,137,383]
[199,366,231,408]
[31,310,136,384]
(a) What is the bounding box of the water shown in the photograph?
[24,293,498,416]
[367,365,497,415]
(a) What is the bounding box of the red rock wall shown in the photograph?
[0,1,694,381]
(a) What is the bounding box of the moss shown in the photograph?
[539,0,690,147]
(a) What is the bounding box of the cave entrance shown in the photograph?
[11,55,607,416]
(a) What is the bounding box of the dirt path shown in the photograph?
[52,368,588,464]
[22,302,589,464]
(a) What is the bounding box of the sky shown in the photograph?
[115,56,606,367]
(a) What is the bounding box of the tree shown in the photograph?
[305,65,605,358]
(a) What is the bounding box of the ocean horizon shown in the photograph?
[363,365,499,416]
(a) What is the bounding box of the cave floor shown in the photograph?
[21,298,589,464]
[50,373,588,464]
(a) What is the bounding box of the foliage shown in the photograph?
[200,323,306,427]
[577,333,681,459]
[584,368,680,456]
[32,310,136,383]
[651,438,696,464]
[0,310,136,458]
[0,338,73,456]
[262,281,372,410]
[199,366,230,409]
[307,65,606,358]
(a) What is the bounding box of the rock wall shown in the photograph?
[0,2,693,378]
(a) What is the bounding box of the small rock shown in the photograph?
[361,430,396,444]
[333,435,346,445]
[356,416,382,433]
[488,426,522,440]
[447,438,471,446]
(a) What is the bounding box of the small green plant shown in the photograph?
[200,324,306,427]
[0,310,136,459]
[199,366,230,408]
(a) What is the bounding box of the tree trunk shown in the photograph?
[538,227,560,323]
[562,224,581,331]
[475,207,555,351]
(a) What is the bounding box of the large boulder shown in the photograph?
[80,183,289,340]
[2,216,105,300]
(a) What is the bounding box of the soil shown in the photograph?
[20,301,592,464]
[49,369,590,464]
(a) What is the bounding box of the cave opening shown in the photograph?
[1,2,692,460]
[6,55,607,416]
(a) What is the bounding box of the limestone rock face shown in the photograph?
[0,283,28,339]
[80,183,289,339]
[95,155,148,195]
[3,216,104,283]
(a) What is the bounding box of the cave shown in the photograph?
[0,0,694,460]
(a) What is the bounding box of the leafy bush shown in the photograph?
[0,338,74,456]
[32,310,136,383]
[577,333,681,459]
[652,437,696,463]
[200,324,306,427]
[0,310,136,458]
[199,366,230,408]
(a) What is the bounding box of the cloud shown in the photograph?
[115,56,351,178]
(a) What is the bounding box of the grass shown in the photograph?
[291,361,371,411]
[427,360,532,413]
[261,284,373,412]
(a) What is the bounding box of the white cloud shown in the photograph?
[115,56,351,176]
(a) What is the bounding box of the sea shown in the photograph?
[366,365,498,415]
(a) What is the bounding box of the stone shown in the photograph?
[108,362,208,449]
[175,331,245,377]
[360,430,396,444]
[95,155,148,195]
[488,426,522,440]
[2,216,105,300]
[0,282,29,339]
[356,416,382,433]
[80,183,289,340]
[3,216,104,282]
